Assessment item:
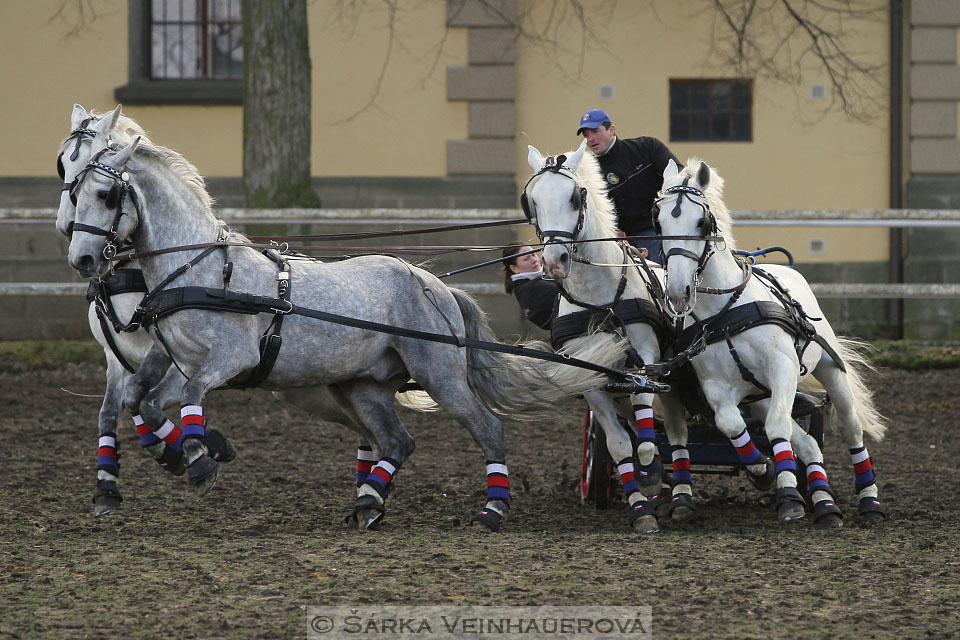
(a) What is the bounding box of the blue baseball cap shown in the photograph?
[576,108,612,135]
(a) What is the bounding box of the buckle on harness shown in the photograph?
[272,300,294,315]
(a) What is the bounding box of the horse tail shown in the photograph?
[821,336,887,442]
[449,288,627,417]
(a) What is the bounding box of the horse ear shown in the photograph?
[112,136,141,168]
[527,145,545,171]
[663,159,680,180]
[70,104,88,129]
[697,161,711,188]
[91,105,123,141]
[563,140,587,172]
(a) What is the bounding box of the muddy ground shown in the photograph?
[0,364,958,639]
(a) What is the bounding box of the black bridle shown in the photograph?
[58,119,98,237]
[520,154,588,250]
[70,148,140,260]
[654,178,751,318]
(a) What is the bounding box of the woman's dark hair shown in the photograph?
[500,241,527,294]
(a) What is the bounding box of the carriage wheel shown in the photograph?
[580,408,613,508]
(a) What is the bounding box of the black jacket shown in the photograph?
[596,136,679,236]
[512,276,560,330]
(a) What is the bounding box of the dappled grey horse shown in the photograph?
[56,105,239,516]
[58,106,418,520]
[65,107,627,530]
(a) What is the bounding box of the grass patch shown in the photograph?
[868,340,960,369]
[0,339,103,374]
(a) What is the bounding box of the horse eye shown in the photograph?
[696,218,705,228]
[97,189,111,201]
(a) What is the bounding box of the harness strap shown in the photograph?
[550,297,667,350]
[138,285,648,385]
[227,257,291,389]
[93,302,138,375]
[126,245,223,332]
[724,328,771,396]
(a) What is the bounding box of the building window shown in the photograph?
[669,79,752,142]
[151,0,243,80]
[115,0,243,105]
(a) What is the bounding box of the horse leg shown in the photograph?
[627,329,665,499]
[813,362,886,524]
[754,399,844,527]
[701,383,780,509]
[92,354,128,516]
[659,390,696,521]
[418,378,513,533]
[175,348,260,496]
[275,384,380,514]
[759,369,809,522]
[586,391,658,534]
[335,380,415,530]
[133,366,188,475]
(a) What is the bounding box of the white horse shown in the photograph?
[64,107,629,531]
[523,141,689,533]
[655,157,887,524]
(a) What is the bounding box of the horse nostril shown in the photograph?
[559,253,569,266]
[76,254,95,275]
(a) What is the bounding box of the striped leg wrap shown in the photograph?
[671,446,692,487]
[133,415,160,447]
[634,404,656,443]
[617,459,639,497]
[180,405,206,441]
[153,419,184,452]
[805,463,832,498]
[485,462,511,504]
[850,445,876,493]
[729,429,763,465]
[97,433,119,477]
[771,438,798,475]
[356,445,375,487]
[363,457,400,498]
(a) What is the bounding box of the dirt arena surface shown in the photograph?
[1,364,958,639]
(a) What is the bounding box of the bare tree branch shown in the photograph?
[707,0,886,122]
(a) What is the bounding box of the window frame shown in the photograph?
[669,78,753,143]
[114,0,242,106]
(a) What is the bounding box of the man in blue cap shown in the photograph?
[576,108,679,264]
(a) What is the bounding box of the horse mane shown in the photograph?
[678,157,736,251]
[569,149,618,239]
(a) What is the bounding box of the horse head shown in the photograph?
[655,158,725,317]
[524,140,588,280]
[56,104,99,238]
[67,132,141,278]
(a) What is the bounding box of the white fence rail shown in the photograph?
[4,208,959,299]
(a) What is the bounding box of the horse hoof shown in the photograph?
[778,502,805,521]
[92,480,122,516]
[667,494,697,522]
[858,510,886,527]
[355,508,383,531]
[93,495,121,517]
[472,509,502,532]
[817,513,843,528]
[745,456,776,492]
[631,514,659,534]
[204,429,237,464]
[812,498,843,528]
[775,487,806,522]
[636,457,663,491]
[857,497,886,526]
[187,455,219,496]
